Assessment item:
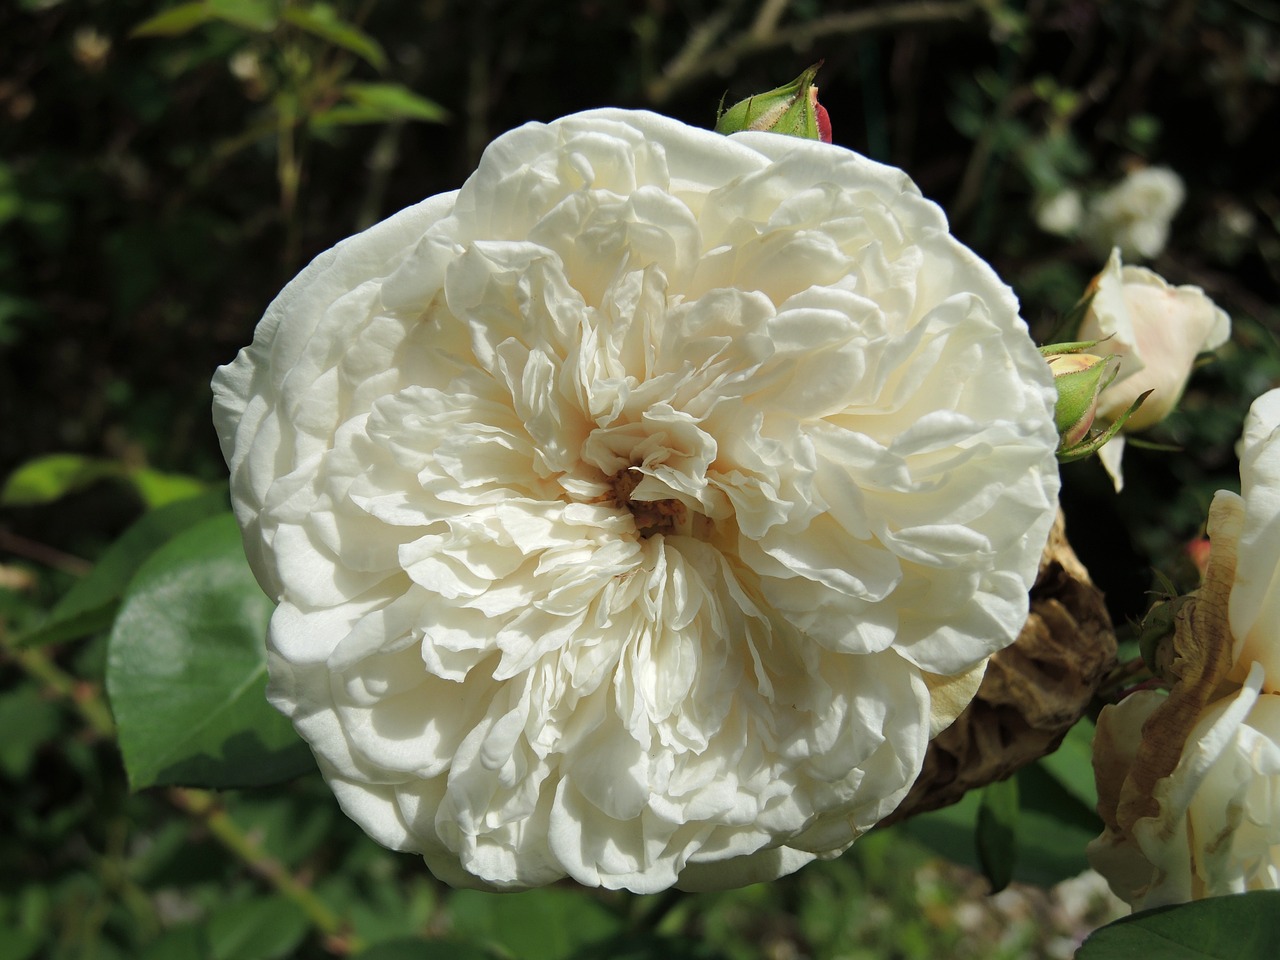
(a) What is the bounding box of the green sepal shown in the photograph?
[1057,389,1153,463]
[1038,336,1107,357]
[1052,354,1120,440]
[715,63,822,140]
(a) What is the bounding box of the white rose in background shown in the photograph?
[1078,248,1230,490]
[1089,389,1280,910]
[1034,188,1083,238]
[1084,166,1185,260]
[213,109,1061,893]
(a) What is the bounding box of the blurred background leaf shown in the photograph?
[1077,891,1280,959]
[106,512,311,790]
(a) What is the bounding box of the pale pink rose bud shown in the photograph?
[1081,249,1230,432]
[1078,249,1231,489]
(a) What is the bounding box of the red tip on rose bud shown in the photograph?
[812,90,832,144]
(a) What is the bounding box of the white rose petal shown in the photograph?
[213,109,1061,893]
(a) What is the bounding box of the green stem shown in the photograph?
[950,41,1027,226]
[5,641,116,738]
[95,817,161,942]
[0,529,92,576]
[171,788,364,954]
[277,101,302,271]
[1095,655,1156,703]
[2,626,360,955]
[750,0,792,39]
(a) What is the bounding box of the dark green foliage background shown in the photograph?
[3,1,1280,958]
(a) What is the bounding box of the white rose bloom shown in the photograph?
[1079,249,1230,491]
[1089,670,1280,909]
[1089,390,1280,909]
[1085,166,1185,260]
[212,109,1061,893]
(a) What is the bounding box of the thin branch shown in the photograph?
[647,0,982,105]
[750,0,792,39]
[1,632,116,738]
[2,623,360,956]
[0,528,93,577]
[171,788,363,955]
[464,1,493,168]
[648,0,745,107]
[356,121,404,231]
[950,0,1042,226]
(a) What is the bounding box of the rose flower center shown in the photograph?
[608,467,690,538]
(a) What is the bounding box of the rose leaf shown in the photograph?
[106,513,312,789]
[1076,891,1280,959]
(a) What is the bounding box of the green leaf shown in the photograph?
[137,924,212,960]
[206,896,308,960]
[1,453,118,505]
[1010,761,1101,886]
[313,82,448,128]
[0,685,63,778]
[134,0,278,35]
[976,776,1019,893]
[1039,716,1099,812]
[281,3,387,71]
[307,104,390,127]
[357,940,499,960]
[1076,891,1280,959]
[129,468,209,508]
[15,490,228,649]
[572,934,729,960]
[895,788,982,870]
[449,888,622,960]
[208,0,280,32]
[0,453,206,509]
[0,923,44,960]
[899,761,1101,887]
[131,3,217,38]
[106,513,312,789]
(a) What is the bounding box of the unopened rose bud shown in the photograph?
[1047,352,1118,448]
[1081,250,1231,433]
[715,63,832,143]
